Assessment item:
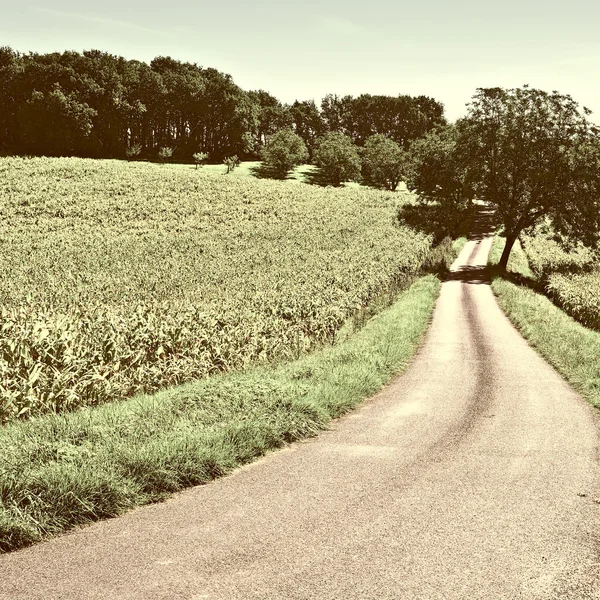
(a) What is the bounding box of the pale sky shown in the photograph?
[2,0,600,123]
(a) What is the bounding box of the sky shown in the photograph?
[2,0,600,124]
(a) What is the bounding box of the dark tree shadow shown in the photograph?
[302,166,339,187]
[446,265,492,284]
[487,265,545,292]
[250,163,289,180]
[398,202,493,244]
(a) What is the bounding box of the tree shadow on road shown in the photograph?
[487,265,545,293]
[446,265,492,285]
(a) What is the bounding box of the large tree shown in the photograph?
[458,86,600,269]
[289,99,326,159]
[247,90,291,151]
[321,93,446,148]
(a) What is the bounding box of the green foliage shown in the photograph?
[125,143,143,160]
[289,100,326,158]
[361,134,408,191]
[192,151,208,169]
[492,232,600,332]
[157,146,173,162]
[406,124,473,207]
[0,48,262,160]
[313,132,361,186]
[398,201,475,244]
[459,86,600,268]
[19,85,97,156]
[545,273,600,330]
[0,157,434,422]
[521,231,596,280]
[320,93,446,148]
[247,90,293,150]
[0,275,440,553]
[0,46,447,162]
[260,129,309,179]
[519,230,600,330]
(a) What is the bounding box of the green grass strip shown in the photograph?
[0,275,440,553]
[489,236,600,413]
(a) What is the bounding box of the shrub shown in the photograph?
[125,143,142,160]
[192,152,208,169]
[223,155,240,173]
[313,133,361,187]
[260,129,308,179]
[157,147,173,163]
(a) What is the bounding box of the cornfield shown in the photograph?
[521,232,600,331]
[0,157,433,422]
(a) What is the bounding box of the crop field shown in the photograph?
[0,157,433,423]
[520,232,600,330]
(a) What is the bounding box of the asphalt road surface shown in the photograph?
[2,209,600,599]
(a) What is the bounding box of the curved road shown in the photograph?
[2,209,600,599]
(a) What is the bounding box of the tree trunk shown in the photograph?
[499,233,518,271]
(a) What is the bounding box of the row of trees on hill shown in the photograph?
[0,47,446,160]
[260,129,408,190]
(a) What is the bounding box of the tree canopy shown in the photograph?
[320,93,445,148]
[260,129,308,178]
[361,134,408,191]
[0,47,256,160]
[0,46,445,163]
[460,86,600,268]
[313,132,362,187]
[406,124,472,206]
[407,86,600,268]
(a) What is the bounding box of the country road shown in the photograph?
[2,208,600,599]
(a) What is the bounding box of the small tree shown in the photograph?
[400,126,474,241]
[458,86,600,269]
[157,146,173,163]
[125,143,142,160]
[192,151,208,169]
[361,134,408,191]
[260,129,308,178]
[405,124,472,207]
[313,132,361,186]
[223,155,240,173]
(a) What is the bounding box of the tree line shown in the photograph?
[0,47,445,161]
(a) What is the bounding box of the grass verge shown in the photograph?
[489,236,600,412]
[0,275,440,553]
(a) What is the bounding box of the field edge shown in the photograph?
[0,275,441,554]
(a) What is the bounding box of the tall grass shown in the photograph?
[0,276,440,553]
[519,231,600,331]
